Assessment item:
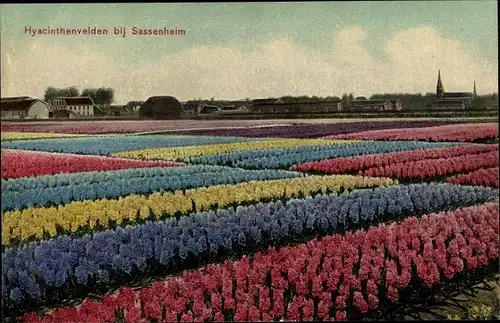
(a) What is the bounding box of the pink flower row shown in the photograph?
[446,167,499,188]
[1,149,184,179]
[362,150,498,180]
[291,144,497,175]
[0,120,283,134]
[22,202,499,323]
[325,123,499,142]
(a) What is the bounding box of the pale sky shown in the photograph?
[1,2,498,104]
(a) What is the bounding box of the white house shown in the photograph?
[49,97,95,117]
[1,97,50,120]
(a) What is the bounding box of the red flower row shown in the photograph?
[446,167,499,188]
[1,149,184,179]
[362,150,498,180]
[22,202,499,323]
[291,144,497,174]
[325,123,498,142]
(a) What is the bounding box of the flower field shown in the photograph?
[0,132,88,141]
[446,167,499,188]
[0,119,477,136]
[327,123,498,142]
[291,144,499,182]
[1,149,185,179]
[1,120,499,322]
[148,120,469,138]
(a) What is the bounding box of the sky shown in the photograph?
[1,2,498,104]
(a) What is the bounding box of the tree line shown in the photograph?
[275,93,497,110]
[44,86,115,106]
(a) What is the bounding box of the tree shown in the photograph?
[325,96,341,101]
[471,96,487,110]
[341,93,350,108]
[44,87,59,101]
[65,86,79,97]
[81,88,98,101]
[96,87,114,105]
[81,87,114,105]
[44,86,80,101]
[280,95,295,103]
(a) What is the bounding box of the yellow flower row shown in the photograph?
[2,174,395,245]
[1,132,87,141]
[112,138,359,161]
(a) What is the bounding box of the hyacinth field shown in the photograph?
[1,119,499,322]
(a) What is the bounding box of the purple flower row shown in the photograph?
[153,120,468,138]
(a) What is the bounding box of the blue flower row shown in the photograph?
[1,165,300,211]
[3,183,497,311]
[0,135,265,155]
[187,141,459,169]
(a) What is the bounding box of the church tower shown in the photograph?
[436,70,444,98]
[473,80,477,97]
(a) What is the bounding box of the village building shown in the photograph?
[298,100,343,113]
[425,70,475,110]
[198,104,220,114]
[218,104,248,115]
[250,102,292,113]
[390,100,403,110]
[182,100,206,115]
[220,105,237,111]
[181,100,205,118]
[249,98,342,113]
[250,98,283,106]
[232,100,251,112]
[0,97,50,120]
[139,96,183,119]
[426,99,466,110]
[349,98,394,111]
[49,97,95,118]
[109,105,125,116]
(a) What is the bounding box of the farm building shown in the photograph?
[199,104,220,114]
[182,100,206,118]
[220,105,237,111]
[0,97,50,120]
[296,100,343,113]
[250,98,283,106]
[390,100,403,110]
[109,105,125,116]
[182,100,206,115]
[250,103,292,113]
[139,96,183,119]
[232,100,251,112]
[425,99,467,110]
[349,98,393,111]
[48,97,95,118]
[249,98,342,114]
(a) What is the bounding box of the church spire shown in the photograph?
[436,70,444,98]
[473,80,477,97]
